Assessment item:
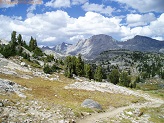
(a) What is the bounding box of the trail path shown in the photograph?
[77,90,164,123]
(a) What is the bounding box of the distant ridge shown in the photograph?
[120,35,164,52]
[42,34,164,59]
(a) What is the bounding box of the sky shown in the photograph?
[0,0,164,46]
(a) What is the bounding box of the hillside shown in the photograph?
[0,32,164,123]
[0,55,163,122]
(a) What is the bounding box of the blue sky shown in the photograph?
[0,0,164,46]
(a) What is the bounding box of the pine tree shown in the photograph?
[43,65,52,74]
[108,69,119,84]
[29,36,37,51]
[84,64,92,80]
[33,47,43,58]
[72,56,77,75]
[119,71,131,87]
[64,56,73,78]
[94,66,103,82]
[76,54,84,76]
[17,34,23,45]
[11,31,17,47]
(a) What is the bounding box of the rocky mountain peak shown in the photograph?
[52,42,72,53]
[90,34,112,39]
[89,34,115,43]
[42,34,164,59]
[133,35,155,41]
[67,34,120,59]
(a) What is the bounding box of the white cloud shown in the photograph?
[70,35,85,41]
[27,5,36,13]
[152,37,163,41]
[126,13,156,27]
[71,0,88,5]
[0,10,164,46]
[121,13,164,41]
[45,0,70,8]
[26,5,36,18]
[66,12,122,36]
[113,0,164,13]
[0,10,71,45]
[43,37,56,42]
[82,2,114,16]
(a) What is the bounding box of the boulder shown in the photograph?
[81,99,102,110]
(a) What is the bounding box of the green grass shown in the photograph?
[147,89,164,99]
[21,59,41,68]
[136,78,164,100]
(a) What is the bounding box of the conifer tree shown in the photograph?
[119,71,131,87]
[76,54,84,76]
[29,36,37,51]
[64,56,73,78]
[72,56,77,75]
[108,69,119,84]
[17,34,23,45]
[84,64,92,80]
[11,31,17,47]
[94,66,103,82]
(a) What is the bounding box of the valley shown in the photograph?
[0,32,164,123]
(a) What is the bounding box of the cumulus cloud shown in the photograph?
[126,13,156,27]
[70,35,85,41]
[26,5,36,18]
[45,0,71,8]
[43,37,56,42]
[0,10,71,45]
[71,0,88,5]
[113,0,164,13]
[152,36,163,41]
[0,10,164,46]
[82,2,114,16]
[66,12,122,36]
[121,13,164,41]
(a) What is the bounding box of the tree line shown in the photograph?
[0,31,43,59]
[64,55,135,88]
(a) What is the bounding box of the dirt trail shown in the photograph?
[77,91,164,123]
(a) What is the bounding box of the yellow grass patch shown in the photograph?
[0,73,145,114]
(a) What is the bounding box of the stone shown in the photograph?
[0,102,4,107]
[21,62,26,66]
[81,99,102,110]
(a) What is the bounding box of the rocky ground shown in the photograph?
[69,80,164,123]
[0,56,164,123]
[0,57,75,123]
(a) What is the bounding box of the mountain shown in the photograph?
[42,46,52,50]
[67,34,164,59]
[120,35,164,52]
[42,42,72,54]
[42,34,164,59]
[52,42,72,53]
[67,34,120,59]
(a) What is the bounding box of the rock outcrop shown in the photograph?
[81,99,102,110]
